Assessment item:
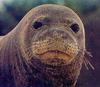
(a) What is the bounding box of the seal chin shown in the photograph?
[38,50,75,66]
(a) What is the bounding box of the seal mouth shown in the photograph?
[39,50,71,58]
[38,50,74,66]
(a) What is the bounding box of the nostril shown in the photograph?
[52,30,69,40]
[53,31,59,37]
[61,35,68,39]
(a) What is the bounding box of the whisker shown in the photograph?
[85,50,93,57]
[83,59,89,70]
[86,59,95,70]
[83,49,94,70]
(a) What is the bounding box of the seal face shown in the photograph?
[19,4,85,67]
[31,25,79,66]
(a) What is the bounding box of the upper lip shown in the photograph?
[38,50,71,57]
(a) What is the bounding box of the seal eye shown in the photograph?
[33,21,43,29]
[70,24,79,33]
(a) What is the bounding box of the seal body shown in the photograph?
[0,4,85,87]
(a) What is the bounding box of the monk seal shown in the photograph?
[0,4,94,87]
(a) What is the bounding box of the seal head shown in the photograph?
[0,4,94,87]
[18,4,85,67]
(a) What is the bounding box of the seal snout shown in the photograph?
[32,28,79,65]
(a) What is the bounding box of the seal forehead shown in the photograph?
[35,4,73,12]
[32,4,78,18]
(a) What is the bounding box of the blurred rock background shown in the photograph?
[0,0,100,87]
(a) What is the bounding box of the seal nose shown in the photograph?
[52,31,62,39]
[49,29,69,40]
[47,28,76,44]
